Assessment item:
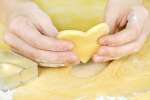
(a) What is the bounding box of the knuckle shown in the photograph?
[31,38,46,49]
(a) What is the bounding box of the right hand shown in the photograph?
[4,2,80,66]
[93,0,150,63]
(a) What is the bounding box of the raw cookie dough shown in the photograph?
[130,91,150,100]
[58,23,109,63]
[13,36,150,100]
[71,62,107,78]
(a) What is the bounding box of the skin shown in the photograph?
[1,0,80,65]
[1,0,150,65]
[93,0,150,62]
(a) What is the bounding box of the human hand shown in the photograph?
[4,1,80,66]
[93,0,150,62]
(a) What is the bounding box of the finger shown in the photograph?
[36,51,80,65]
[97,16,150,62]
[4,32,80,65]
[92,55,112,63]
[101,6,149,46]
[28,7,58,37]
[4,32,39,60]
[98,39,143,59]
[97,18,150,60]
[119,14,128,29]
[9,16,73,51]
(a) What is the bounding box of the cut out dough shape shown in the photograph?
[58,23,109,63]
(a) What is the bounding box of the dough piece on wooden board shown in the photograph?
[13,37,150,100]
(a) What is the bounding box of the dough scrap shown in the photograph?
[58,23,109,63]
[71,62,107,78]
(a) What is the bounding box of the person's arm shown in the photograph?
[2,0,80,66]
[93,0,150,62]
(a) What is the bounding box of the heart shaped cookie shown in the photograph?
[58,23,109,63]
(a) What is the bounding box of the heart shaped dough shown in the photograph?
[58,23,109,63]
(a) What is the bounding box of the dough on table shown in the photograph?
[13,33,150,100]
[71,62,107,78]
[3,0,150,99]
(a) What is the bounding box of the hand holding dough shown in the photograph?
[58,23,109,63]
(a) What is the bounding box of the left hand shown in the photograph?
[93,0,150,62]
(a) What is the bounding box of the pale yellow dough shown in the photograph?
[58,23,109,63]
[13,36,150,100]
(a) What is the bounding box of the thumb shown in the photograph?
[34,12,58,37]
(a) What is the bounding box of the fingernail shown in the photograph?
[67,53,80,65]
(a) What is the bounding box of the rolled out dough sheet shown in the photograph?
[6,1,150,99]
[13,36,150,100]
